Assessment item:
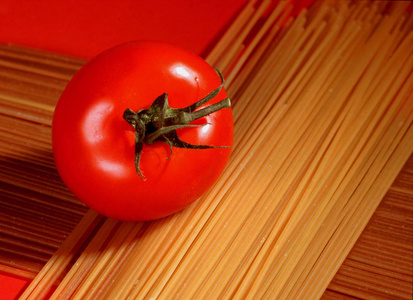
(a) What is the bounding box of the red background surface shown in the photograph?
[0,274,30,300]
[0,0,248,59]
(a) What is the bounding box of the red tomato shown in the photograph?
[52,41,233,221]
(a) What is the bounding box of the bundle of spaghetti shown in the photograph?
[0,45,89,281]
[327,168,413,299]
[18,0,413,299]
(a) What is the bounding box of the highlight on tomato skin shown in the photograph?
[52,41,234,222]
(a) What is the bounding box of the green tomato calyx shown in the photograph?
[123,68,231,180]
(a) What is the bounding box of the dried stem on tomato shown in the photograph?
[123,69,231,180]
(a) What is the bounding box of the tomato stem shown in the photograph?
[123,69,231,180]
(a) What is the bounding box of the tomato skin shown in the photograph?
[52,41,233,221]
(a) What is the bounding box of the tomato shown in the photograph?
[52,41,233,221]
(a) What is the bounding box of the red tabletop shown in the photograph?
[0,0,247,59]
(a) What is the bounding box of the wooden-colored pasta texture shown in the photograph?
[0,0,412,299]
